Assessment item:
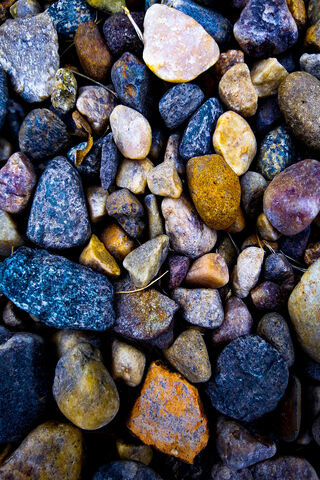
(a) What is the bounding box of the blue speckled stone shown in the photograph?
[256,125,295,180]
[0,67,8,130]
[100,132,120,190]
[279,226,311,261]
[93,461,163,480]
[179,97,223,161]
[159,83,204,130]
[68,137,104,180]
[252,96,282,137]
[48,0,95,38]
[0,247,115,331]
[111,52,154,118]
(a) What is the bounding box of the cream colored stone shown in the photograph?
[116,158,154,194]
[147,159,182,198]
[111,339,146,387]
[251,58,288,98]
[0,210,24,256]
[86,186,108,223]
[219,63,258,117]
[232,247,264,298]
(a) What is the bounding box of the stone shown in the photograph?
[117,158,153,195]
[2,301,24,328]
[219,64,258,117]
[231,247,264,298]
[263,253,294,284]
[147,159,182,199]
[288,259,320,362]
[111,339,146,387]
[93,461,163,480]
[0,152,36,214]
[0,247,115,331]
[168,256,190,290]
[164,329,211,383]
[51,68,77,114]
[308,0,320,24]
[278,72,320,152]
[52,330,101,359]
[312,414,320,446]
[128,361,209,464]
[172,288,224,329]
[305,241,320,266]
[75,20,112,82]
[186,253,229,289]
[206,335,289,422]
[226,207,246,233]
[211,464,253,480]
[106,189,145,239]
[164,132,184,175]
[0,138,12,162]
[100,133,120,190]
[0,68,8,130]
[216,235,238,269]
[216,416,276,470]
[286,0,306,29]
[249,457,318,480]
[187,154,241,230]
[256,213,280,241]
[27,156,91,249]
[213,111,257,176]
[103,12,144,58]
[300,53,320,80]
[273,375,301,442]
[80,235,120,278]
[213,50,245,81]
[10,0,42,18]
[86,0,124,13]
[116,441,153,465]
[179,98,223,161]
[212,296,253,346]
[123,235,169,288]
[86,186,108,223]
[53,343,119,430]
[233,0,298,58]
[252,96,283,136]
[143,5,219,83]
[101,223,135,262]
[144,194,163,239]
[251,58,288,97]
[76,86,117,135]
[250,281,282,311]
[263,159,320,235]
[0,210,23,256]
[161,195,217,258]
[71,137,103,180]
[19,108,69,161]
[149,128,165,163]
[0,12,59,102]
[305,20,320,51]
[110,105,152,160]
[0,330,50,443]
[241,172,268,218]
[48,0,94,38]
[0,421,83,480]
[279,226,310,261]
[159,83,204,130]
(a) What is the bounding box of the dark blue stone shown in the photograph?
[0,247,115,331]
[0,67,8,130]
[103,12,144,58]
[100,133,120,190]
[48,0,95,38]
[252,96,282,137]
[159,83,204,130]
[278,50,297,73]
[68,137,104,180]
[279,226,311,262]
[179,97,223,161]
[93,461,163,480]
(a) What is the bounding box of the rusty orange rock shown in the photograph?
[127,361,209,464]
[186,253,229,288]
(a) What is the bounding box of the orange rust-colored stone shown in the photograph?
[127,361,209,464]
[101,223,135,262]
[186,253,229,288]
[286,0,306,29]
[304,20,320,51]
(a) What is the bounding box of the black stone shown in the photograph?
[48,0,95,38]
[159,83,204,130]
[93,461,163,480]
[100,133,120,191]
[4,98,25,143]
[263,253,293,283]
[149,128,165,163]
[103,12,144,58]
[252,96,282,137]
[0,67,8,130]
[279,226,311,261]
[76,137,104,180]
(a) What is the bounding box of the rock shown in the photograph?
[305,20,320,51]
[80,234,120,278]
[232,247,264,298]
[312,414,320,446]
[52,330,101,359]
[106,189,145,239]
[186,253,229,289]
[164,132,184,174]
[300,53,320,80]
[256,213,280,241]
[206,335,289,422]
[76,86,117,135]
[250,281,282,311]
[100,133,120,190]
[86,0,124,13]
[101,223,135,262]
[0,247,115,331]
[161,195,217,258]
[164,328,211,383]
[10,0,42,18]
[219,64,258,117]
[116,441,153,466]
[179,98,223,161]
[2,300,25,328]
[288,259,320,362]
[116,158,153,195]
[241,172,268,218]
[51,68,77,114]
[0,210,23,256]
[213,111,257,176]
[93,461,163,480]
[0,152,36,214]
[216,416,276,470]
[252,96,283,136]
[123,235,169,288]
[279,226,310,261]
[278,72,320,152]
[27,156,90,249]
[0,12,59,102]
[211,464,253,480]
[187,154,241,230]
[305,241,320,265]
[257,125,295,180]
[75,20,112,82]
[168,256,190,290]
[213,49,245,81]
[233,0,298,58]
[0,68,8,129]
[0,421,83,480]
[226,207,246,234]
[0,330,50,442]
[143,5,219,83]
[308,0,320,24]
[249,456,319,480]
[144,194,164,239]
[19,108,69,161]
[273,374,301,442]
[172,288,224,329]
[86,186,108,223]
[103,12,144,58]
[212,296,253,346]
[147,159,182,199]
[0,137,12,162]
[216,235,238,268]
[159,83,204,130]
[48,0,94,38]
[53,343,119,430]
[149,128,165,163]
[110,105,152,160]
[287,0,306,29]
[111,339,146,387]
[71,137,103,180]
[128,361,209,464]
[251,58,288,97]
[263,159,320,235]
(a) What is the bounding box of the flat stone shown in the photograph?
[186,253,229,288]
[249,457,318,480]
[0,210,24,256]
[76,86,117,135]
[147,159,182,199]
[232,247,264,298]
[212,296,253,346]
[103,12,144,58]
[219,64,258,117]
[106,188,145,239]
[93,461,163,480]
[80,234,120,278]
[144,194,164,239]
[111,339,146,387]
[257,312,295,367]
[116,158,153,195]
[251,58,288,97]
[101,223,135,262]
[100,132,120,190]
[241,171,268,218]
[300,53,320,80]
[51,68,77,114]
[86,186,108,223]
[48,0,94,38]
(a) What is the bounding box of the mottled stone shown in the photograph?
[0,68,8,129]
[300,53,320,80]
[232,247,264,298]
[186,253,229,289]
[211,464,253,480]
[251,58,288,97]
[86,186,108,223]
[279,226,310,261]
[10,0,42,18]
[212,296,253,346]
[101,223,135,262]
[87,0,124,12]
[0,138,12,162]
[287,0,306,29]
[219,64,258,117]
[76,86,117,135]
[164,132,184,175]
[51,68,77,114]
[168,256,190,290]
[70,137,102,180]
[106,189,145,239]
[250,456,318,480]
[116,441,152,466]
[264,253,294,284]
[52,330,101,359]
[0,210,23,256]
[305,241,320,266]
[251,281,282,311]
[80,235,120,278]
[305,20,320,51]
[159,83,204,130]
[103,12,144,58]
[274,375,301,442]
[94,461,163,480]
[308,0,320,24]
[117,158,153,194]
[241,172,268,218]
[144,194,163,239]
[213,50,245,81]
[225,207,246,234]
[48,0,94,38]
[256,213,280,241]
[111,339,145,387]
[2,300,24,328]
[216,235,238,269]
[147,159,182,199]
[100,133,120,190]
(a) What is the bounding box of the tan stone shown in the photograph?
[186,253,229,288]
[116,440,153,465]
[100,223,135,262]
[147,159,182,198]
[0,210,23,256]
[257,213,281,241]
[219,63,258,117]
[145,194,164,239]
[251,58,288,97]
[86,186,108,223]
[80,234,120,278]
[111,339,146,387]
[225,207,246,233]
[232,247,264,298]
[116,158,154,194]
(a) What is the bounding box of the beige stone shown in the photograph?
[145,194,164,239]
[116,158,154,194]
[232,247,264,298]
[86,186,108,223]
[251,58,288,97]
[147,159,182,198]
[186,253,229,289]
[111,339,146,387]
[0,210,23,256]
[257,213,281,241]
[219,63,258,117]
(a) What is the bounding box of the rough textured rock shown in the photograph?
[103,12,144,58]
[100,133,120,191]
[93,461,163,480]
[0,68,8,129]
[106,189,145,239]
[117,158,153,195]
[232,247,264,298]
[147,159,182,199]
[250,281,283,311]
[76,86,117,135]
[212,296,253,346]
[219,64,258,117]
[101,223,135,262]
[79,235,120,278]
[145,194,164,239]
[111,339,146,387]
[257,313,295,367]
[249,456,319,480]
[214,49,245,80]
[241,172,268,218]
[0,210,24,256]
[168,256,190,290]
[86,186,108,223]
[300,53,320,80]
[48,0,94,38]
[51,68,77,114]
[159,83,204,130]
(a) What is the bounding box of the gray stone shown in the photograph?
[257,313,295,367]
[300,53,320,81]
[159,83,204,129]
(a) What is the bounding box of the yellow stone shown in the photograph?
[147,159,183,198]
[305,20,320,51]
[286,0,306,29]
[86,186,108,223]
[116,440,153,465]
[225,206,246,233]
[116,158,154,194]
[143,4,220,83]
[251,58,288,97]
[80,234,120,278]
[256,213,280,241]
[100,223,135,262]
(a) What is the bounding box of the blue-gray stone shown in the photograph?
[100,132,120,190]
[0,67,8,130]
[68,137,104,180]
[279,226,311,262]
[93,461,163,480]
[0,247,115,331]
[27,156,91,249]
[103,12,144,58]
[159,83,204,130]
[300,53,320,81]
[48,0,95,38]
[179,97,223,161]
[252,96,282,137]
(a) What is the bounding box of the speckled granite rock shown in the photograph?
[48,0,94,38]
[249,456,319,479]
[93,461,163,480]
[159,83,204,130]
[0,67,8,129]
[100,133,120,191]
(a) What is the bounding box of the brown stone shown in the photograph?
[225,207,246,233]
[257,213,280,241]
[304,241,320,266]
[305,20,320,51]
[273,375,301,442]
[76,86,117,135]
[147,159,182,199]
[100,223,135,262]
[219,63,258,117]
[186,253,229,289]
[116,440,153,465]
[213,49,245,81]
[79,234,120,278]
[287,0,306,29]
[212,296,253,346]
[251,281,282,310]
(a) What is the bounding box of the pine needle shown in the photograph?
[61,42,75,57]
[66,69,118,97]
[262,239,276,254]
[116,270,169,294]
[227,232,240,255]
[122,6,144,43]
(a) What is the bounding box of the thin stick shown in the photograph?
[116,270,169,294]
[227,232,240,255]
[122,6,144,43]
[66,69,118,97]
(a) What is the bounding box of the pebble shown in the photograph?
[116,158,153,194]
[305,241,320,265]
[51,68,77,114]
[159,83,204,130]
[0,209,23,256]
[19,108,70,161]
[93,461,163,480]
[111,339,146,387]
[168,256,190,289]
[27,156,91,249]
[143,5,219,83]
[103,12,144,58]
[110,105,152,160]
[263,253,293,284]
[161,195,217,258]
[0,12,59,102]
[149,128,165,163]
[263,159,320,235]
[101,223,135,261]
[0,421,83,480]
[86,186,108,223]
[48,0,94,38]
[256,213,280,241]
[76,86,117,135]
[147,159,182,199]
[305,20,320,51]
[251,58,288,97]
[10,0,42,18]
[100,132,120,190]
[86,0,124,13]
[0,247,115,331]
[279,225,310,261]
[249,456,319,480]
[123,235,169,288]
[106,189,145,238]
[287,0,306,29]
[216,235,238,268]
[312,414,320,446]
[186,253,229,289]
[274,374,301,442]
[0,152,36,214]
[80,234,120,278]
[179,97,223,161]
[172,288,224,329]
[231,247,264,298]
[213,49,245,81]
[0,329,50,442]
[71,137,103,180]
[308,0,320,24]
[250,281,282,310]
[241,171,268,218]
[53,342,119,430]
[144,194,164,239]
[233,0,298,58]
[128,361,209,464]
[0,68,8,129]
[211,464,253,480]
[206,335,289,422]
[116,441,152,465]
[0,137,12,162]
[213,111,257,176]
[252,96,283,136]
[2,300,24,328]
[52,330,101,359]
[164,132,185,175]
[300,53,320,80]
[226,206,246,233]
[212,296,253,346]
[219,64,258,117]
